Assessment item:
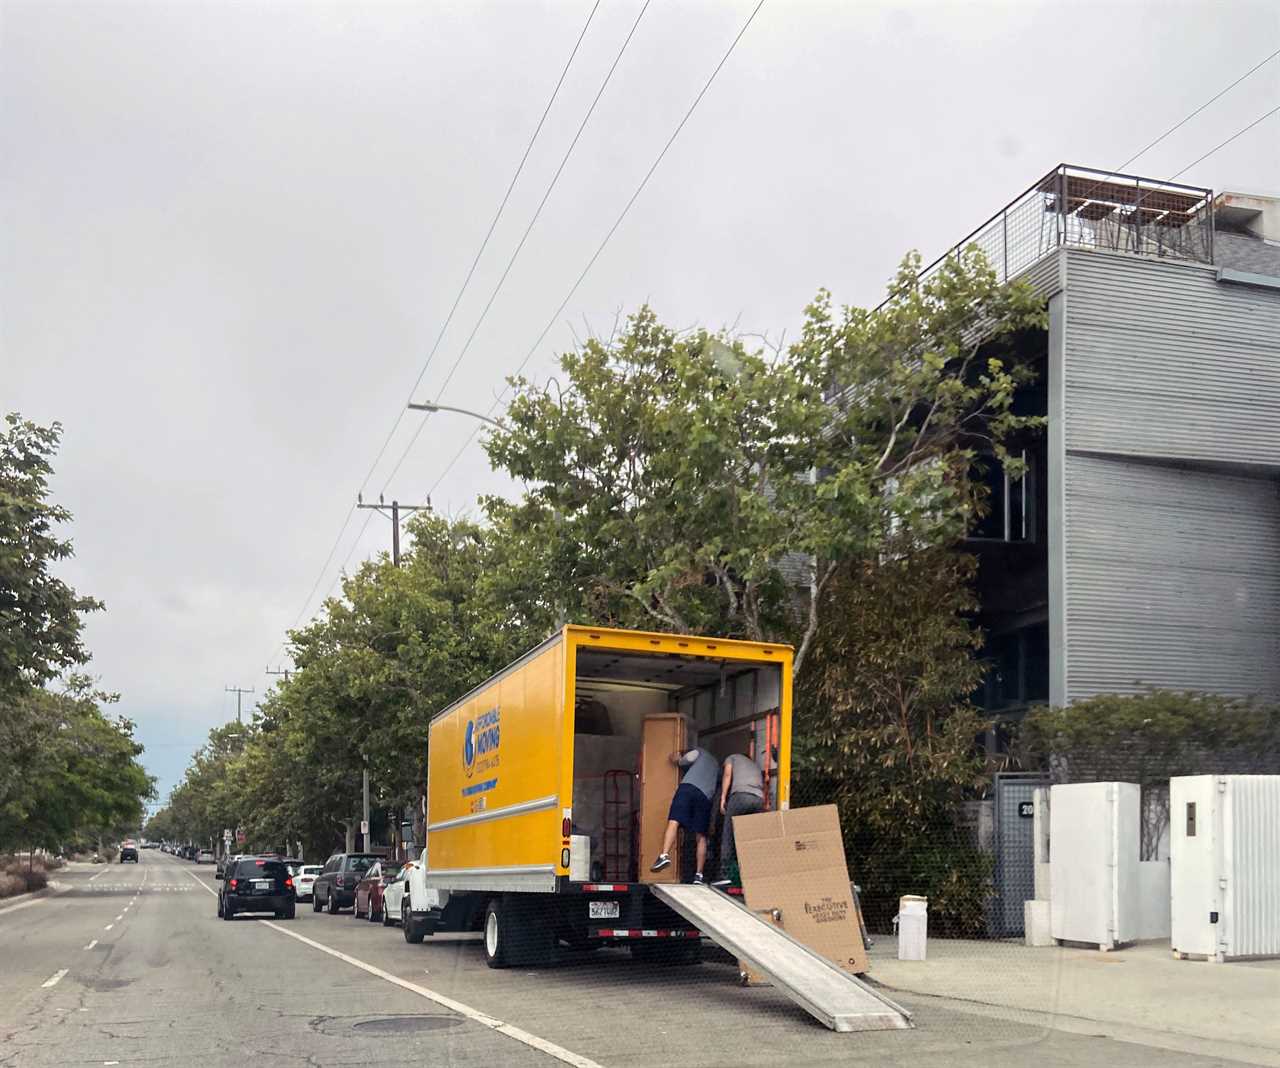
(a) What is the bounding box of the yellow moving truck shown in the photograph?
[403,624,792,967]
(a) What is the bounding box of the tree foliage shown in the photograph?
[0,678,152,851]
[1019,691,1280,858]
[0,414,102,696]
[0,415,149,852]
[795,545,992,932]
[148,515,549,858]
[485,249,1045,674]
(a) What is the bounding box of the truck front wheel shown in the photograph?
[403,899,431,944]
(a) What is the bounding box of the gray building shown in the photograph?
[947,166,1280,716]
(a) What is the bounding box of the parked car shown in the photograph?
[381,860,416,928]
[119,841,139,863]
[292,865,322,901]
[197,849,215,864]
[354,861,406,923]
[311,853,381,914]
[218,857,296,920]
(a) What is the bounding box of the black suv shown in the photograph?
[218,858,296,920]
[311,853,380,914]
[119,843,138,863]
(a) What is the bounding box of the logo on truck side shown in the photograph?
[463,706,501,779]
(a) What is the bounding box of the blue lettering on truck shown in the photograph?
[462,707,501,782]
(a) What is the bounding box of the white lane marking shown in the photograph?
[181,869,602,1068]
[41,969,68,988]
[84,940,98,950]
[123,906,130,912]
[89,870,106,882]
[104,924,113,931]
[264,922,603,1068]
[114,914,123,921]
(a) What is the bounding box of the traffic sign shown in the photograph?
[360,820,369,836]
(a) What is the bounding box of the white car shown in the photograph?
[381,860,416,927]
[292,865,322,902]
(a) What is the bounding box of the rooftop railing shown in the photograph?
[888,163,1215,301]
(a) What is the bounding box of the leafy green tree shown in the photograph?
[1019,691,1280,858]
[0,678,153,852]
[0,414,102,696]
[485,249,1046,674]
[794,545,993,933]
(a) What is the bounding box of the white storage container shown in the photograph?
[895,895,927,960]
[1171,775,1280,962]
[1049,782,1141,949]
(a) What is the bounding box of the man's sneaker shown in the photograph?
[711,878,732,889]
[692,872,706,885]
[649,854,671,872]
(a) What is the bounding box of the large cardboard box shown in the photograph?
[638,715,686,884]
[734,804,870,974]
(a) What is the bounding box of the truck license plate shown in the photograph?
[589,901,620,920]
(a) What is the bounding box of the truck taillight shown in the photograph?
[228,879,238,889]
[562,817,572,837]
[285,878,293,888]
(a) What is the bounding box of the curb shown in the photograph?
[0,883,57,915]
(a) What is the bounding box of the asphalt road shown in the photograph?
[0,850,1249,1067]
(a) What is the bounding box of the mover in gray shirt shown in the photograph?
[649,747,718,884]
[714,745,765,888]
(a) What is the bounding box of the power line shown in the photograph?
[423,0,769,501]
[366,0,604,499]
[380,0,654,495]
[1166,103,1280,183]
[270,3,601,658]
[1113,46,1280,174]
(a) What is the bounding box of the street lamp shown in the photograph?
[407,401,502,428]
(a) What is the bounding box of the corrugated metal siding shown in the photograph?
[1018,249,1063,301]
[1063,454,1280,700]
[1062,251,1280,465]
[1226,776,1280,959]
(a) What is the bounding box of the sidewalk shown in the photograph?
[869,937,1280,1066]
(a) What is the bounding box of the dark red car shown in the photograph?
[352,860,405,923]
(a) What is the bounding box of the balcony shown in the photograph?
[896,163,1215,297]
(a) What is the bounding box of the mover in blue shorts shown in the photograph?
[649,747,718,885]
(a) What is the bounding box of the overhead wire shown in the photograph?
[269,0,602,659]
[1112,45,1280,175]
[426,26,1272,502]
[1165,103,1280,183]
[422,0,769,502]
[378,0,655,495]
[362,0,602,500]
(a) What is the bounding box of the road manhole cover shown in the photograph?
[352,1016,461,1034]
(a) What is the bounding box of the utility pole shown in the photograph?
[356,494,429,567]
[225,685,254,724]
[362,758,370,852]
[266,665,292,682]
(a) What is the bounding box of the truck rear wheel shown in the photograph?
[483,900,508,968]
[483,895,554,969]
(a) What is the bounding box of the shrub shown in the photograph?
[0,872,23,898]
[1018,691,1280,857]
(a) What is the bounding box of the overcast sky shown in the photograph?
[3,0,1277,806]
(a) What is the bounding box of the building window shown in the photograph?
[980,622,1049,712]
[970,451,1034,543]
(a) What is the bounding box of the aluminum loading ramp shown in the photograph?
[652,884,913,1033]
